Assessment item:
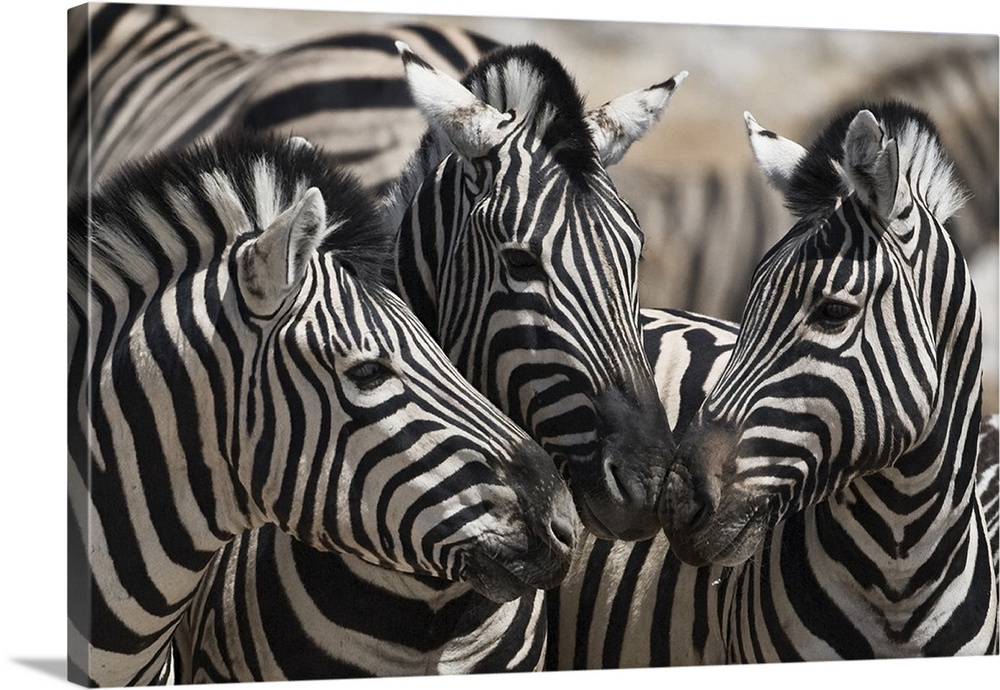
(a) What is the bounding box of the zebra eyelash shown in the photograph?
[345,360,395,390]
[501,246,547,282]
[807,299,861,331]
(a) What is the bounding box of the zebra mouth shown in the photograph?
[564,463,661,541]
[461,539,571,603]
[672,499,773,567]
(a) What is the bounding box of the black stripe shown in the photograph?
[403,25,476,72]
[241,78,413,130]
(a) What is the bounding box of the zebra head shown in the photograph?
[659,103,977,567]
[71,134,577,609]
[389,42,685,540]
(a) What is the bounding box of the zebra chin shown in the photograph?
[461,543,573,603]
[664,504,772,568]
[658,465,774,568]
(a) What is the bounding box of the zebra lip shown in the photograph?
[568,475,660,541]
[675,501,771,568]
[568,484,617,540]
[463,547,566,603]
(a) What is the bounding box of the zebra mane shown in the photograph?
[462,43,600,179]
[69,131,393,298]
[784,100,967,223]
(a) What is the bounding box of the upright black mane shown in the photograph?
[784,100,949,220]
[69,130,393,290]
[461,43,600,180]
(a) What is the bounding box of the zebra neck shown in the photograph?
[383,131,454,239]
[283,536,528,655]
[392,148,484,377]
[294,537,477,607]
[808,336,986,628]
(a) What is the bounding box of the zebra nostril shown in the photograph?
[686,497,712,533]
[548,512,577,551]
[604,459,631,504]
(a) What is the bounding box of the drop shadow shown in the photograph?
[10,657,66,681]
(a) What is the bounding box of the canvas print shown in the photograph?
[67,2,999,686]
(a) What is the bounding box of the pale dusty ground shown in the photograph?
[182,5,999,412]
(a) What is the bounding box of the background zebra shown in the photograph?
[654,102,997,661]
[173,39,689,681]
[68,130,577,686]
[67,2,496,196]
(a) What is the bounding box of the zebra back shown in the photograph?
[68,3,498,196]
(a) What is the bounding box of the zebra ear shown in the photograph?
[842,109,904,220]
[237,187,327,317]
[744,111,808,194]
[397,41,513,159]
[585,72,687,166]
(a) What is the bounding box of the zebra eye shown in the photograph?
[811,300,860,329]
[502,247,546,283]
[345,360,393,391]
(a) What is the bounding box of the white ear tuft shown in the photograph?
[398,42,513,160]
[237,187,327,317]
[285,136,314,151]
[585,71,687,167]
[744,111,808,194]
[842,109,901,220]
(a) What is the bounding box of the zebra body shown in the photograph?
[174,42,687,681]
[68,131,575,686]
[658,102,997,658]
[68,3,495,196]
[981,415,1000,572]
[176,525,551,680]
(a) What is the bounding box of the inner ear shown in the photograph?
[237,188,327,317]
[842,110,901,220]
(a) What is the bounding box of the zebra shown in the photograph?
[549,102,999,667]
[659,101,998,658]
[67,2,496,196]
[67,130,578,686]
[172,41,688,681]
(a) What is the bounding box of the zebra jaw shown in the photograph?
[460,541,572,603]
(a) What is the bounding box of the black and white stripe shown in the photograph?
[658,101,997,659]
[68,131,576,686]
[67,3,496,197]
[174,42,689,681]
